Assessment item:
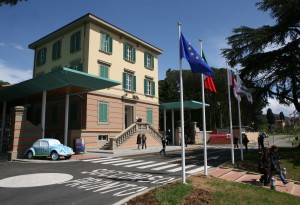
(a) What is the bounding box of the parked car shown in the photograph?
[25,138,75,160]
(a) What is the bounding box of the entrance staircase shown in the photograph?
[102,122,162,150]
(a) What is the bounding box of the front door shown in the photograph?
[125,105,134,128]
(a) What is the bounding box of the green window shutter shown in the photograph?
[147,109,153,124]
[133,75,136,92]
[100,65,104,77]
[70,35,74,52]
[99,103,108,122]
[37,50,41,66]
[76,32,81,50]
[100,65,108,78]
[123,43,127,60]
[132,47,136,63]
[122,72,126,90]
[144,52,147,67]
[104,66,108,78]
[109,36,113,54]
[151,55,154,69]
[152,81,155,96]
[101,32,106,51]
[58,41,61,58]
[144,79,147,95]
[43,48,47,64]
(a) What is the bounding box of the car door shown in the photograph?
[32,140,41,155]
[40,140,50,156]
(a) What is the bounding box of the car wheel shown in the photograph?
[50,151,59,160]
[64,156,71,160]
[27,151,34,159]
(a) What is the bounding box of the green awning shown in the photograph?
[0,67,121,102]
[159,100,209,110]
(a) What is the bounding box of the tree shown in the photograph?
[222,0,300,112]
[0,80,10,87]
[279,111,285,120]
[266,108,276,129]
[0,0,26,6]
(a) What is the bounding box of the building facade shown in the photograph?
[0,13,163,154]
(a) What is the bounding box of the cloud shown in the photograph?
[12,43,26,51]
[262,98,295,116]
[0,60,32,84]
[0,42,5,47]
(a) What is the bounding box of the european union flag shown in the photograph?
[180,32,214,77]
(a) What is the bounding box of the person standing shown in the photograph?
[142,133,147,149]
[136,133,141,149]
[233,135,239,149]
[258,132,265,149]
[269,145,288,185]
[159,136,167,155]
[242,134,249,151]
[258,147,271,186]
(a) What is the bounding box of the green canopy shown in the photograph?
[0,67,121,102]
[159,100,209,110]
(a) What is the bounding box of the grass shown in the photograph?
[223,147,300,181]
[155,178,193,205]
[207,178,300,205]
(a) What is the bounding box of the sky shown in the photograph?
[0,0,295,116]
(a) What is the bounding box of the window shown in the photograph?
[40,141,48,147]
[100,32,113,54]
[69,103,77,122]
[99,64,109,78]
[36,48,47,66]
[123,43,136,63]
[98,135,108,141]
[98,102,108,123]
[144,52,154,69]
[52,40,61,60]
[144,78,155,96]
[71,64,83,72]
[70,31,81,53]
[123,72,136,92]
[147,109,153,125]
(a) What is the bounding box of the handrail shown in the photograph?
[110,122,162,149]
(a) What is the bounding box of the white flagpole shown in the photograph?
[199,39,208,176]
[178,22,186,184]
[238,97,244,160]
[236,71,244,161]
[226,63,235,164]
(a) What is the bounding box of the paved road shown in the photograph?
[0,146,242,205]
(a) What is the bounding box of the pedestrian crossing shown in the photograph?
[82,157,210,175]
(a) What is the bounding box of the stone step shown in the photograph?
[219,170,247,181]
[291,183,300,196]
[209,167,233,178]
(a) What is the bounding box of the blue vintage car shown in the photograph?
[25,138,75,160]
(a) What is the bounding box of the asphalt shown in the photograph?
[1,142,299,199]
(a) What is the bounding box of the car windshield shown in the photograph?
[49,139,61,146]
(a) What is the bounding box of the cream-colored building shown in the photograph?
[0,13,163,157]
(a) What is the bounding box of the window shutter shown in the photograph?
[151,55,154,69]
[144,52,147,67]
[109,36,113,54]
[100,65,105,77]
[152,81,155,96]
[76,32,81,50]
[43,48,47,64]
[144,79,147,95]
[122,72,126,90]
[132,47,136,63]
[99,103,108,122]
[133,75,136,92]
[70,35,74,52]
[37,50,41,65]
[123,43,127,60]
[101,32,106,51]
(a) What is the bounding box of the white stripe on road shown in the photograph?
[167,164,196,173]
[101,159,133,164]
[137,162,168,169]
[112,160,144,166]
[91,158,123,163]
[151,164,178,170]
[82,157,112,162]
[124,161,155,167]
[186,166,211,174]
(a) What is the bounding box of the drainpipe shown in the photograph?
[0,101,7,152]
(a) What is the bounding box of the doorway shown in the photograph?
[125,105,134,128]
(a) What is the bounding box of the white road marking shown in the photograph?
[112,160,144,166]
[82,157,112,162]
[167,164,196,172]
[0,173,73,188]
[151,164,178,170]
[137,162,168,169]
[124,161,155,167]
[91,158,123,163]
[101,159,133,164]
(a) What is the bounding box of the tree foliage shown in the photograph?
[222,0,300,112]
[266,108,276,129]
[159,68,266,131]
[0,0,26,6]
[279,111,285,120]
